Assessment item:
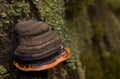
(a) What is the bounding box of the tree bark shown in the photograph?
[0,0,120,79]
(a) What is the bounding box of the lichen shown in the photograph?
[0,65,7,75]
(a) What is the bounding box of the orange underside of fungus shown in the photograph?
[13,48,70,71]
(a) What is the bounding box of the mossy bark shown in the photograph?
[0,0,120,79]
[0,0,82,79]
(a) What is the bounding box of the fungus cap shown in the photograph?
[13,19,70,71]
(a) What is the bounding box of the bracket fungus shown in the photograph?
[13,19,70,71]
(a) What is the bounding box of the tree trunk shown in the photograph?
[0,0,82,79]
[0,0,120,79]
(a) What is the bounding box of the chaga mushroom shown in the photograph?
[13,19,70,71]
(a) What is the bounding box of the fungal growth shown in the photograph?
[13,19,70,71]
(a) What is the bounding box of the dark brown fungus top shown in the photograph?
[15,19,49,36]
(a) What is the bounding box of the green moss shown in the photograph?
[0,0,30,29]
[40,0,65,29]
[0,65,7,75]
[32,0,67,40]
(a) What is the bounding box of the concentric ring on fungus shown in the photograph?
[19,30,57,46]
[16,36,61,52]
[13,19,70,71]
[14,45,63,61]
